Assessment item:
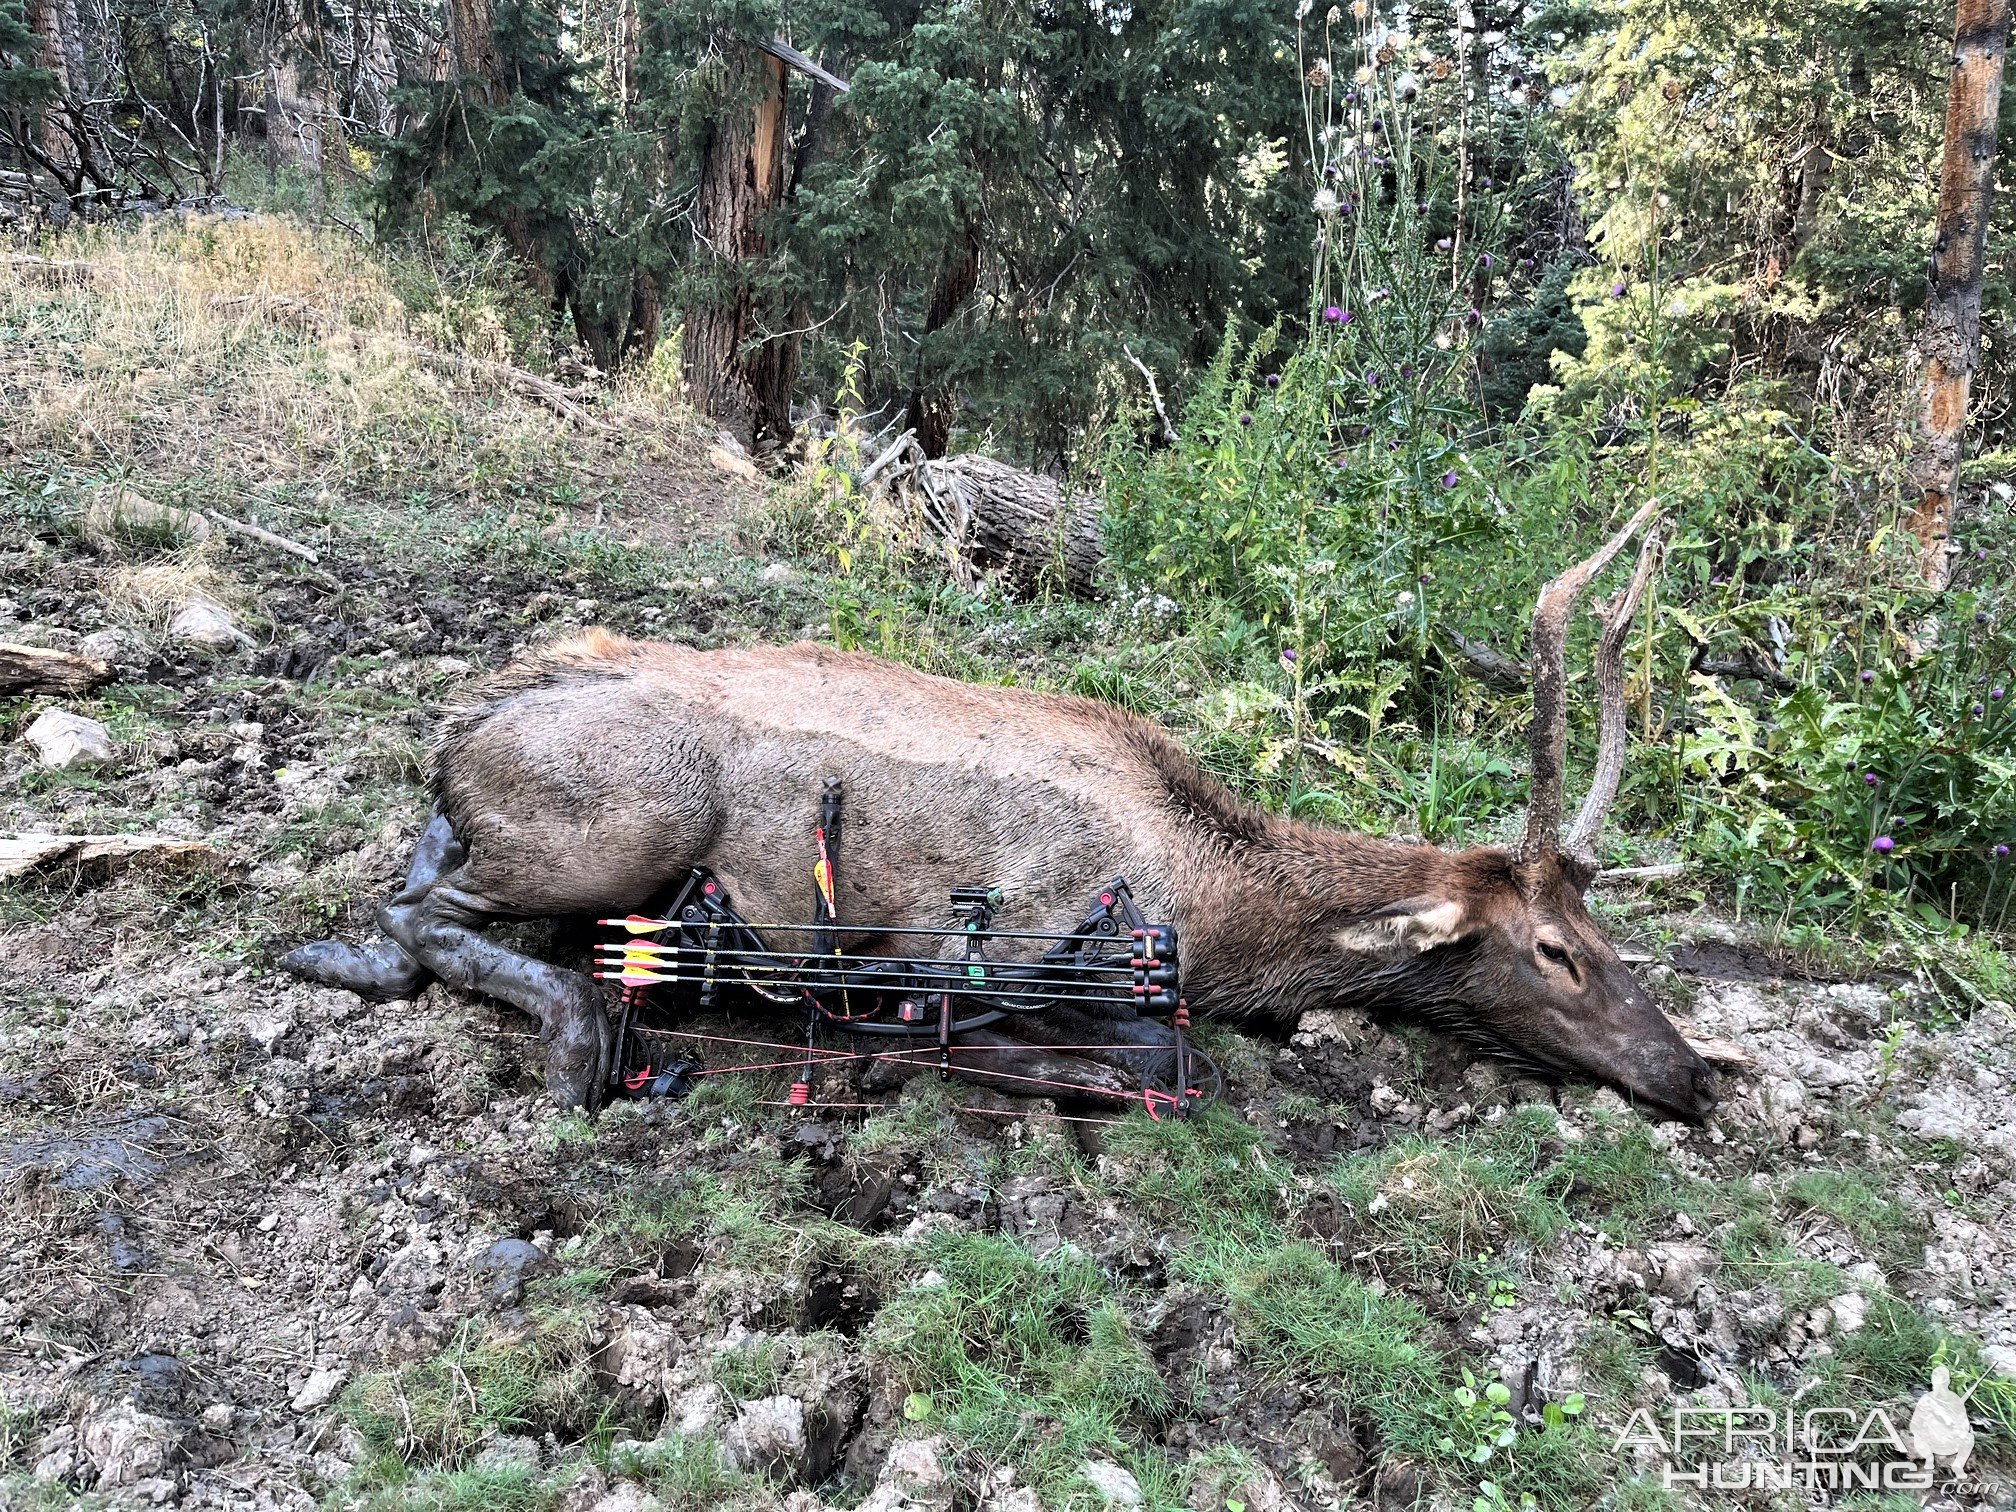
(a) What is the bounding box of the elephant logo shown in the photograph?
[1908,1366,1976,1481]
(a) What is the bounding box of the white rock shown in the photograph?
[587,1486,665,1512]
[167,601,247,650]
[78,1401,180,1487]
[78,628,139,661]
[720,1395,804,1475]
[760,562,795,583]
[1077,1460,1144,1507]
[24,708,113,768]
[1829,1292,1868,1334]
[669,1382,727,1437]
[1981,1344,2016,1378]
[291,1366,347,1412]
[474,1434,541,1472]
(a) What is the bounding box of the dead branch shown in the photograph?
[0,643,116,696]
[204,510,321,563]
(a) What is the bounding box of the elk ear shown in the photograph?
[1333,897,1472,955]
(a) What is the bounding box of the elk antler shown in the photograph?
[1564,524,1664,864]
[1519,501,1661,863]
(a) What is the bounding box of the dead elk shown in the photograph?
[282,505,1717,1120]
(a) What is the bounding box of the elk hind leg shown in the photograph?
[280,813,460,1000]
[378,881,610,1110]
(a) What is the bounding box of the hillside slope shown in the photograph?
[2,216,2014,1512]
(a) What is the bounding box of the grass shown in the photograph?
[341,1308,621,1466]
[864,1229,1172,1504]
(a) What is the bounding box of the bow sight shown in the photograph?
[592,779,1215,1118]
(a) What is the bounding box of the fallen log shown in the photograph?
[0,643,115,697]
[875,443,1104,597]
[0,833,215,880]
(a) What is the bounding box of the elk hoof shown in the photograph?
[540,981,612,1111]
[279,935,429,1001]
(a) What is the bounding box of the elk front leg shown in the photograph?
[378,882,610,1110]
[280,813,460,1000]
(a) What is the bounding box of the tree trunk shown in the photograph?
[443,0,552,303]
[903,226,981,459]
[1906,0,2010,589]
[682,49,797,458]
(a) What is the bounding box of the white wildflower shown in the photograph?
[1313,188,1341,217]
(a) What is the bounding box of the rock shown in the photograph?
[82,488,211,551]
[586,1486,665,1512]
[720,1395,805,1477]
[78,628,139,662]
[856,1436,952,1512]
[475,1434,542,1472]
[668,1382,727,1437]
[761,562,795,583]
[471,1237,555,1307]
[78,1399,182,1487]
[30,1423,77,1483]
[1077,1460,1145,1507]
[290,1367,347,1412]
[1649,1243,1719,1302]
[167,601,247,650]
[1828,1292,1868,1334]
[1981,1344,2016,1377]
[24,708,113,768]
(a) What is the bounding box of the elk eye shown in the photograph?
[1537,940,1576,976]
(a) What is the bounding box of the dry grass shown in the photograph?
[0,215,741,546]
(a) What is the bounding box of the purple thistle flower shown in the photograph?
[1400,364,1415,378]
[1710,574,1727,585]
[1978,547,1988,560]
[1996,844,2011,859]
[1323,304,1343,323]
[1418,573,1430,584]
[1973,702,1986,716]
[1480,176,1493,188]
[1872,835,1895,853]
[1436,237,1453,250]
[1387,439,1400,452]
[1610,281,1627,298]
[1864,772,1880,785]
[1466,307,1483,326]
[1239,413,1253,427]
[1266,373,1281,388]
[1366,371,1381,386]
[1440,470,1458,488]
[1281,647,1297,665]
[1859,669,1874,683]
[1995,688,2007,701]
[1519,257,1536,268]
[1479,253,1494,269]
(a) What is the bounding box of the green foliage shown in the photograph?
[0,0,54,112]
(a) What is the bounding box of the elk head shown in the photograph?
[1335,504,1718,1118]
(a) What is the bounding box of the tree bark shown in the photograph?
[1906,0,2010,589]
[0,642,114,695]
[682,48,797,458]
[903,226,981,459]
